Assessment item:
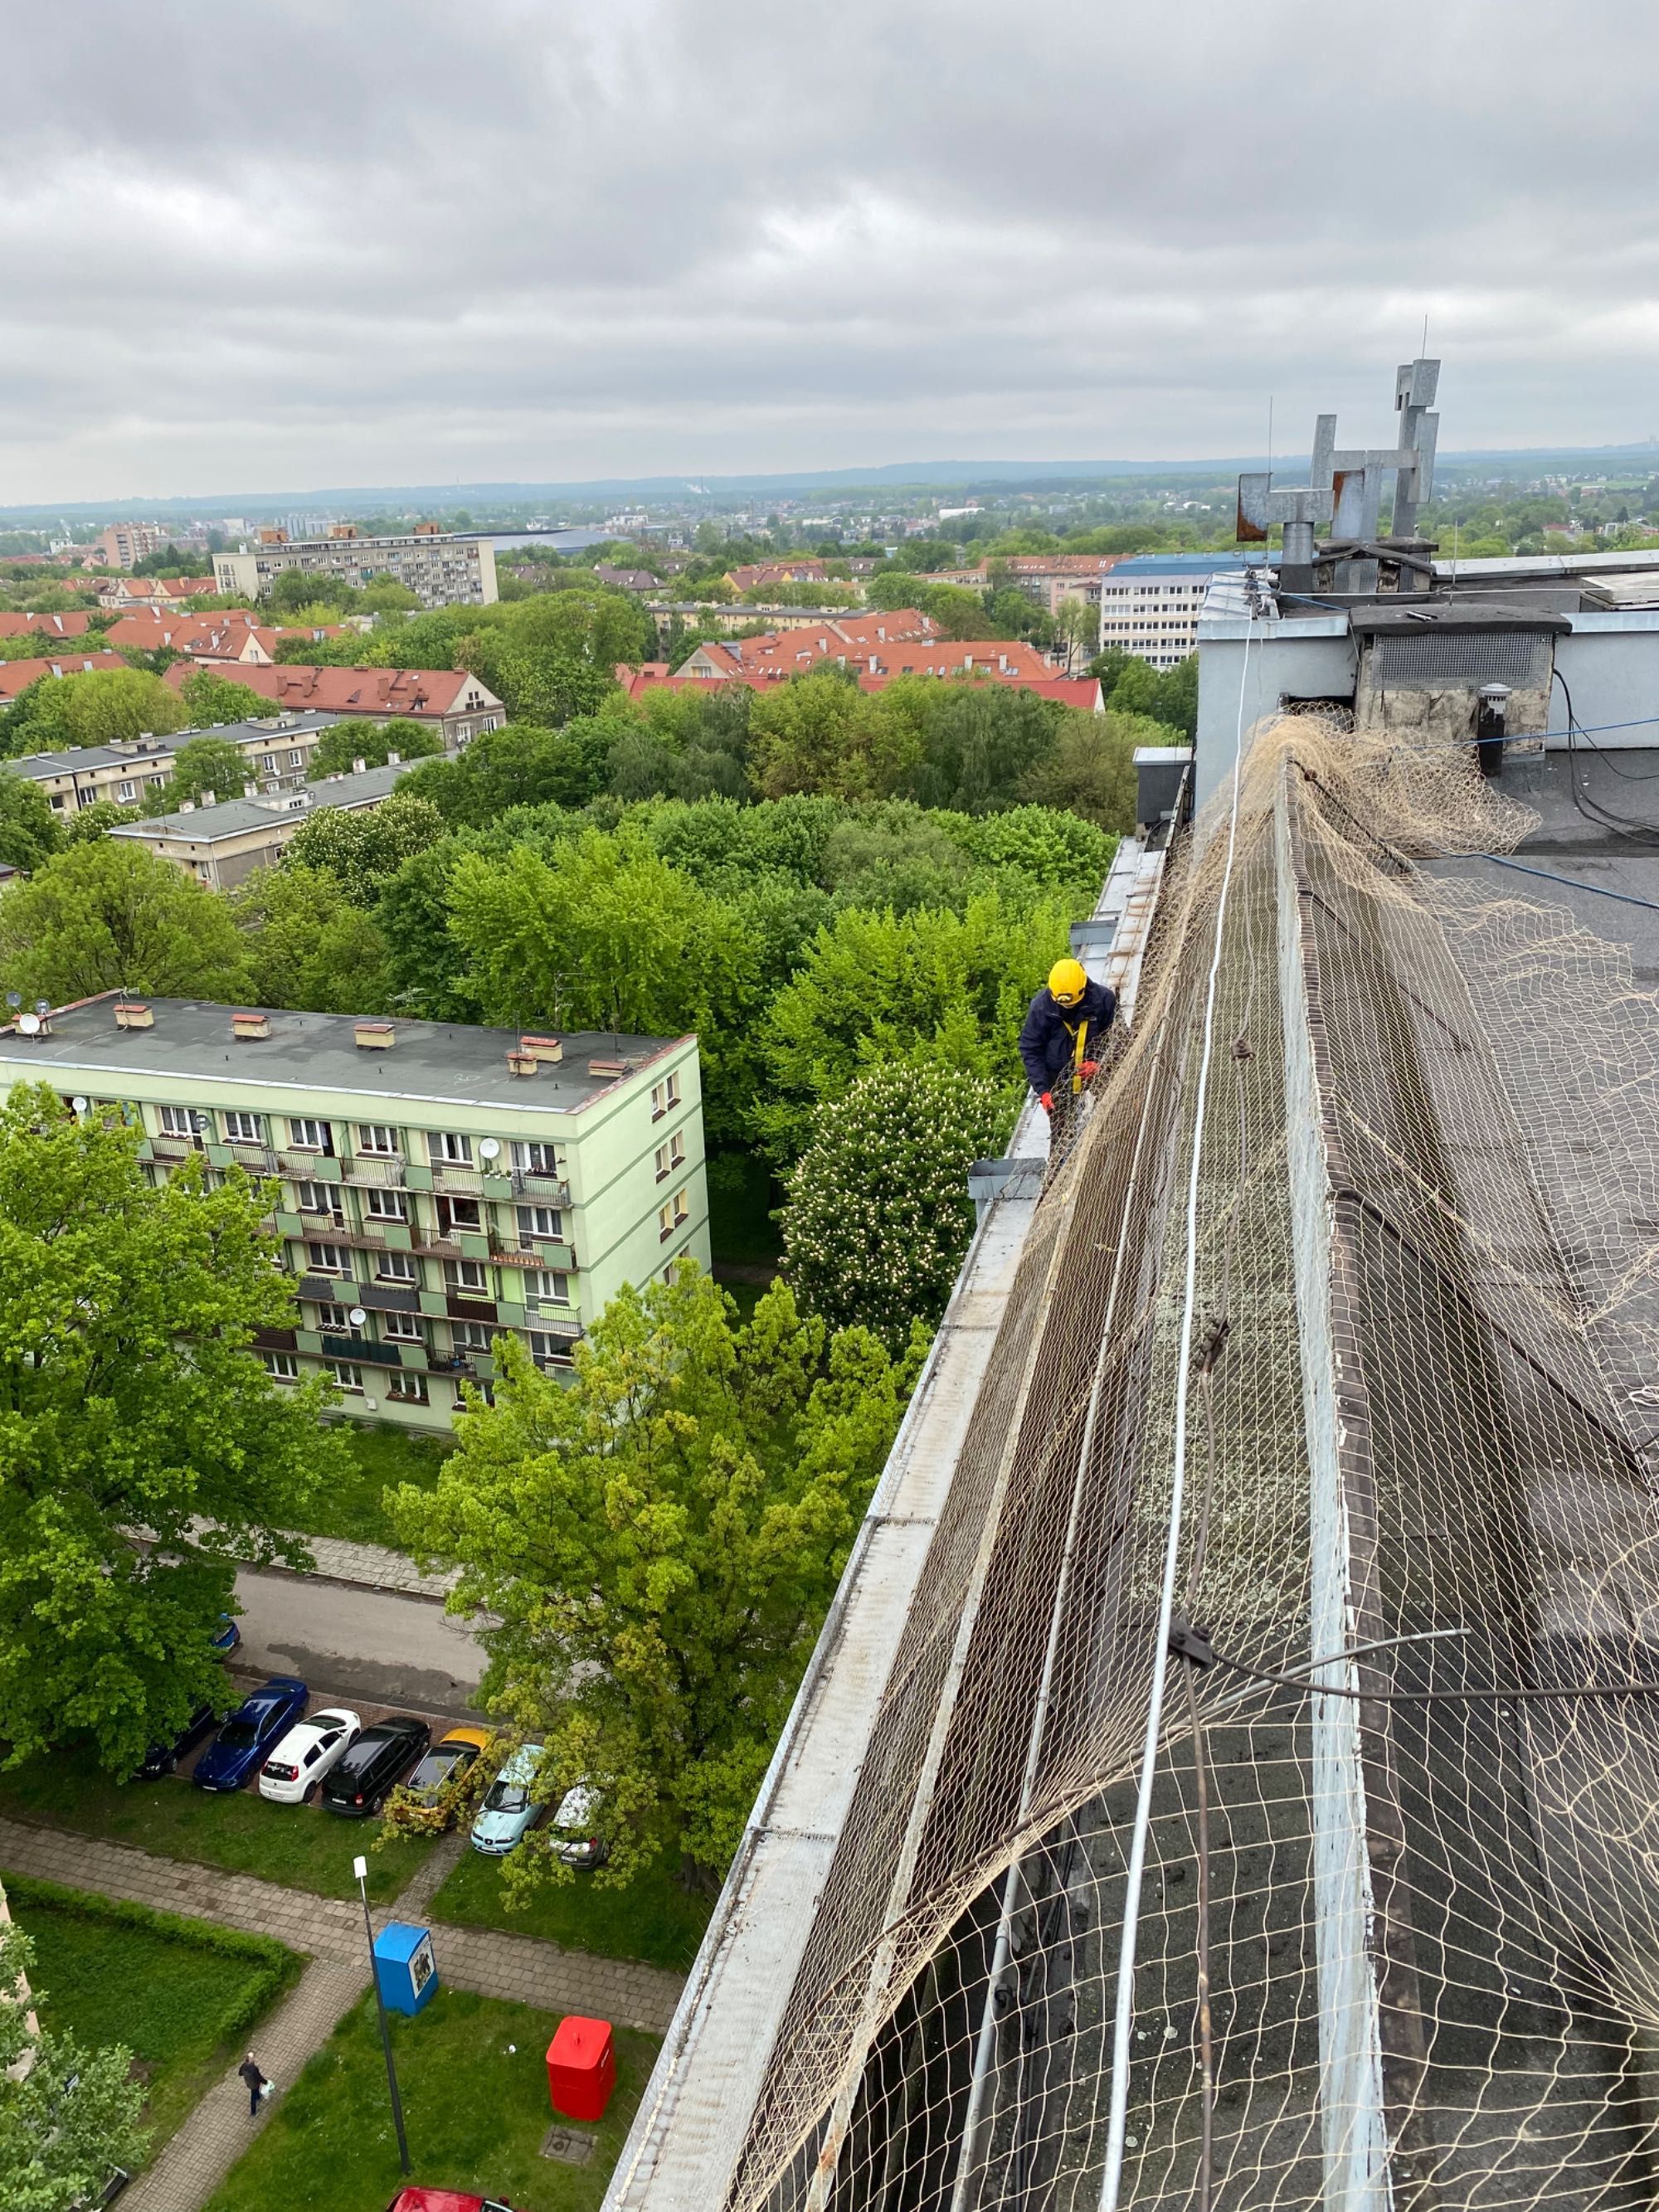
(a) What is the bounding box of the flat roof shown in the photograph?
[10,712,342,781]
[110,760,410,844]
[0,995,686,1113]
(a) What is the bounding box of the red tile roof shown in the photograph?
[726,559,830,591]
[0,610,95,639]
[159,659,500,719]
[0,652,129,702]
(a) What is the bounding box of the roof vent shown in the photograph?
[386,749,401,766]
[587,1056,632,1077]
[354,1019,394,1051]
[243,781,259,799]
[178,799,195,814]
[506,1048,538,1077]
[114,1000,153,1029]
[519,1033,564,1066]
[199,790,216,807]
[352,757,367,774]
[231,1010,271,1041]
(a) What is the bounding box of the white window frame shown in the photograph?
[509,1139,557,1174]
[288,1116,330,1150]
[262,1350,299,1381]
[386,1371,429,1403]
[315,1301,351,1330]
[306,1242,351,1277]
[222,1110,265,1144]
[445,1258,489,1295]
[158,1104,198,1139]
[515,1204,562,1242]
[526,1268,570,1307]
[364,1189,407,1221]
[376,1251,418,1283]
[382,1309,424,1339]
[329,1360,364,1393]
[357,1124,400,1155]
[431,1130,473,1165]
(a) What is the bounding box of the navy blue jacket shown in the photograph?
[1019,978,1117,1092]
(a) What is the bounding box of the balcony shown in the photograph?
[149,1134,197,1160]
[510,1169,571,1206]
[445,1294,497,1325]
[426,1353,478,1378]
[319,1333,405,1369]
[430,1161,484,1194]
[339,1155,406,1188]
[228,1142,281,1175]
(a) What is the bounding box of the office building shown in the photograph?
[213,528,498,609]
[0,996,709,1433]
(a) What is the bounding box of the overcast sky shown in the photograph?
[4,0,1657,503]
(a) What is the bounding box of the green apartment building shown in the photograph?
[0,994,709,1432]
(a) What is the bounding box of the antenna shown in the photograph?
[479,1138,501,1161]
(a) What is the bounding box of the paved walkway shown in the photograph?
[0,1816,686,2211]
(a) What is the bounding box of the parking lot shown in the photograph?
[231,1563,488,1723]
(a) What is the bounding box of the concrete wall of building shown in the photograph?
[1551,614,1659,749]
[1194,622,1355,814]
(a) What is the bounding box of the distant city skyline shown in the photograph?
[3,0,1656,503]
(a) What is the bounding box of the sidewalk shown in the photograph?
[0,1816,684,2210]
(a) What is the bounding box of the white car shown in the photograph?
[258,1708,362,1805]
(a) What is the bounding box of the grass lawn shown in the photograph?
[4,1873,301,2159]
[0,1747,432,1904]
[203,1986,658,2212]
[430,1848,712,1975]
[297,1419,456,1549]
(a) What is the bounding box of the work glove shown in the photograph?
[1080,1060,1099,1082]
[1039,1091,1053,1114]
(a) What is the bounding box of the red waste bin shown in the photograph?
[547,2015,615,2122]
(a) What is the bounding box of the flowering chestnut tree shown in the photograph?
[781,1060,1013,1349]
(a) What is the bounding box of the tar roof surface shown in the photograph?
[0,996,684,1113]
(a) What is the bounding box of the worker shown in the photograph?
[1019,955,1117,1154]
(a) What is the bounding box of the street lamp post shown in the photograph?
[353,1854,411,2176]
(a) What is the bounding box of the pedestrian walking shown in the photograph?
[237,2050,270,2118]
[1018,956,1117,1159]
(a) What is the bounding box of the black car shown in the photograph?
[320,1716,431,1817]
[135,1701,219,1780]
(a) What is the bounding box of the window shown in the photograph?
[515,1204,563,1242]
[365,1189,407,1221]
[314,1302,351,1330]
[528,1330,577,1367]
[158,1105,201,1140]
[329,1361,364,1393]
[358,1123,400,1155]
[376,1251,418,1282]
[510,1140,558,1175]
[526,1268,571,1308]
[658,1185,690,1241]
[649,1072,682,1121]
[387,1373,429,1404]
[431,1131,473,1165]
[288,748,304,767]
[438,1194,482,1232]
[450,1320,493,1353]
[445,1259,489,1295]
[261,754,277,772]
[117,780,137,802]
[222,1110,265,1144]
[307,1242,351,1276]
[294,1181,339,1217]
[262,1351,299,1381]
[289,1116,331,1151]
[382,1310,424,1339]
[654,1130,685,1181]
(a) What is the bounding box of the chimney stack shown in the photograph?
[231,1010,270,1041]
[114,1001,153,1028]
[520,1033,564,1066]
[353,1019,394,1050]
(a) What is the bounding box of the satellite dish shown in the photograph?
[479,1138,501,1160]
[348,1306,367,1329]
[17,1013,41,1036]
[4,991,20,1009]
[34,1000,49,1016]
[71,1096,88,1113]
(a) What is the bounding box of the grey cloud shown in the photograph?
[3,0,1657,500]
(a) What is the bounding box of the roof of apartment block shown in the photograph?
[0,994,685,1113]
[159,660,499,717]
[10,712,342,781]
[110,759,413,844]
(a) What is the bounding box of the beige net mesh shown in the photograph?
[718,717,1659,2212]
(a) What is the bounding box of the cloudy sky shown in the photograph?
[5,0,1657,503]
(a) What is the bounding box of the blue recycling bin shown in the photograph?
[372,1921,439,2016]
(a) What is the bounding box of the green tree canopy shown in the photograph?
[0,668,187,758]
[231,863,396,1013]
[0,1907,149,2212]
[402,718,624,825]
[389,1267,922,1884]
[0,841,251,1006]
[175,668,280,728]
[307,718,440,776]
[782,1061,1010,1347]
[0,770,61,873]
[279,790,446,907]
[168,733,249,805]
[0,1083,348,1775]
[1019,707,1171,830]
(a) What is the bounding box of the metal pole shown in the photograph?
[354,1855,411,2176]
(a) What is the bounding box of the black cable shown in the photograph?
[1169,1618,1659,1705]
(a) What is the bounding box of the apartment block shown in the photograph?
[10,712,343,818]
[159,660,504,745]
[213,529,498,610]
[0,998,710,1434]
[1097,554,1265,668]
[109,759,416,891]
[90,522,164,570]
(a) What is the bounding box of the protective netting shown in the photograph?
[711,716,1659,2212]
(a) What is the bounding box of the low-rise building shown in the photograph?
[213,530,498,610]
[0,650,130,704]
[108,759,417,890]
[102,610,352,664]
[726,559,829,593]
[8,712,343,819]
[0,610,95,641]
[159,660,504,746]
[918,552,1126,615]
[90,575,215,606]
[0,995,708,1433]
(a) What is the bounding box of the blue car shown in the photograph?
[192,1677,308,1792]
[212,1613,241,1656]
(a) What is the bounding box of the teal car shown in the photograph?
[469,1744,545,1856]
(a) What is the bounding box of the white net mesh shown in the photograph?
[709,717,1659,2212]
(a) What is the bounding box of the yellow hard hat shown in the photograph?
[1048,957,1087,1007]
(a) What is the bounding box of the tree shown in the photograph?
[175,668,279,727]
[0,668,187,758]
[279,791,445,907]
[307,719,440,777]
[168,734,249,805]
[1019,707,1168,830]
[0,1083,348,1775]
[782,1061,1010,1348]
[58,799,144,846]
[1056,597,1101,673]
[388,1267,922,1886]
[401,719,622,825]
[747,670,915,802]
[231,864,396,1013]
[0,841,252,1006]
[269,567,358,615]
[0,771,60,873]
[0,1906,149,2212]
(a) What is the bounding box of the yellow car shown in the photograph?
[401,1726,492,1821]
